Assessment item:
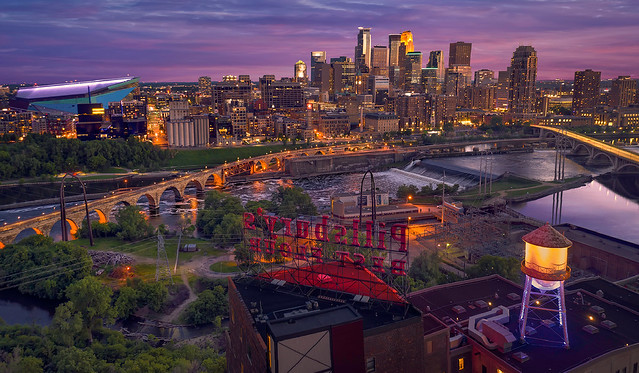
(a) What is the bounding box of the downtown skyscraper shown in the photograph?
[508,46,538,114]
[355,27,372,73]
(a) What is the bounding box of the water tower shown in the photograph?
[519,224,572,348]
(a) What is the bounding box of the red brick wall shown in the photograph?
[227,279,269,373]
[570,241,639,281]
[363,316,424,373]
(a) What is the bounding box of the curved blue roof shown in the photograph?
[16,77,139,100]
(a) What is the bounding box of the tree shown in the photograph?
[48,302,83,347]
[397,184,419,200]
[53,347,98,373]
[64,277,114,343]
[196,190,245,243]
[0,235,92,299]
[271,186,317,218]
[183,286,228,325]
[136,281,168,312]
[115,205,154,241]
[442,122,454,133]
[409,251,443,289]
[467,255,521,282]
[114,286,141,319]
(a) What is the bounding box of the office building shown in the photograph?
[609,76,637,108]
[400,30,414,53]
[449,41,472,67]
[371,46,389,77]
[403,52,423,91]
[355,27,372,73]
[572,69,601,115]
[331,57,356,96]
[474,69,495,87]
[422,68,441,95]
[310,51,326,83]
[388,34,402,67]
[495,69,512,111]
[508,46,538,114]
[198,76,212,97]
[427,50,445,82]
[212,79,251,115]
[318,111,350,136]
[0,110,33,136]
[364,112,399,133]
[395,93,429,129]
[294,60,308,83]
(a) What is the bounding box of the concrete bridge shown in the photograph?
[0,138,543,247]
[533,125,639,174]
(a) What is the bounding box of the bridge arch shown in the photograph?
[253,160,268,172]
[49,218,80,241]
[572,143,592,157]
[13,227,44,244]
[590,152,614,167]
[617,163,639,174]
[205,173,223,188]
[314,150,325,155]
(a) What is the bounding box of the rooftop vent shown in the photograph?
[512,352,530,363]
[475,300,489,309]
[583,325,599,334]
[452,305,466,314]
[600,320,617,330]
[590,305,605,315]
[507,293,521,301]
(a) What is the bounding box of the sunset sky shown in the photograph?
[1,0,638,84]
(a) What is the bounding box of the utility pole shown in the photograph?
[156,233,173,284]
[174,230,182,274]
[441,170,445,227]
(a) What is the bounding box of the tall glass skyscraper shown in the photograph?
[355,27,372,73]
[508,46,538,114]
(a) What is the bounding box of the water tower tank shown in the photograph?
[519,223,572,347]
[521,223,572,284]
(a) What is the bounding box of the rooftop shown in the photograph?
[408,275,523,325]
[15,77,138,100]
[555,223,639,263]
[522,223,572,248]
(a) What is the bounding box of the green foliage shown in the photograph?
[0,133,172,180]
[196,190,245,246]
[49,302,84,347]
[397,184,419,200]
[408,251,460,291]
[114,286,141,319]
[467,255,521,282]
[183,286,228,325]
[53,346,98,373]
[134,280,168,312]
[442,122,454,133]
[271,186,317,218]
[65,276,114,343]
[115,205,155,241]
[0,235,92,299]
[77,221,120,239]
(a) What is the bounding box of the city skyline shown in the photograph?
[1,0,638,84]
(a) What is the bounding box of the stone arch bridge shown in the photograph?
[0,138,547,247]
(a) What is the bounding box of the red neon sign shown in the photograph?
[242,212,408,276]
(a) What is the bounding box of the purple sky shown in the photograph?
[1,0,638,84]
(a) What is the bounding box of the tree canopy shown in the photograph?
[270,186,317,218]
[467,255,521,282]
[0,134,173,180]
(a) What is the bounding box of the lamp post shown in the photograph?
[59,172,94,246]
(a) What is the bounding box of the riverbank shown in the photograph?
[455,173,594,207]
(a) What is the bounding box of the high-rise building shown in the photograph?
[400,31,414,53]
[421,68,441,95]
[427,51,445,82]
[198,76,212,96]
[294,60,308,83]
[313,62,334,98]
[474,69,494,87]
[403,52,423,91]
[371,46,389,77]
[449,41,472,67]
[495,69,511,111]
[388,34,402,67]
[609,76,637,108]
[508,46,538,114]
[331,57,356,95]
[355,27,372,73]
[311,51,326,83]
[572,69,601,115]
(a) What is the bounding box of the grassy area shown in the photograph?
[71,236,226,263]
[166,144,318,169]
[458,174,542,197]
[504,185,555,198]
[210,261,240,273]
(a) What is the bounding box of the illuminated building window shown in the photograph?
[458,357,465,371]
